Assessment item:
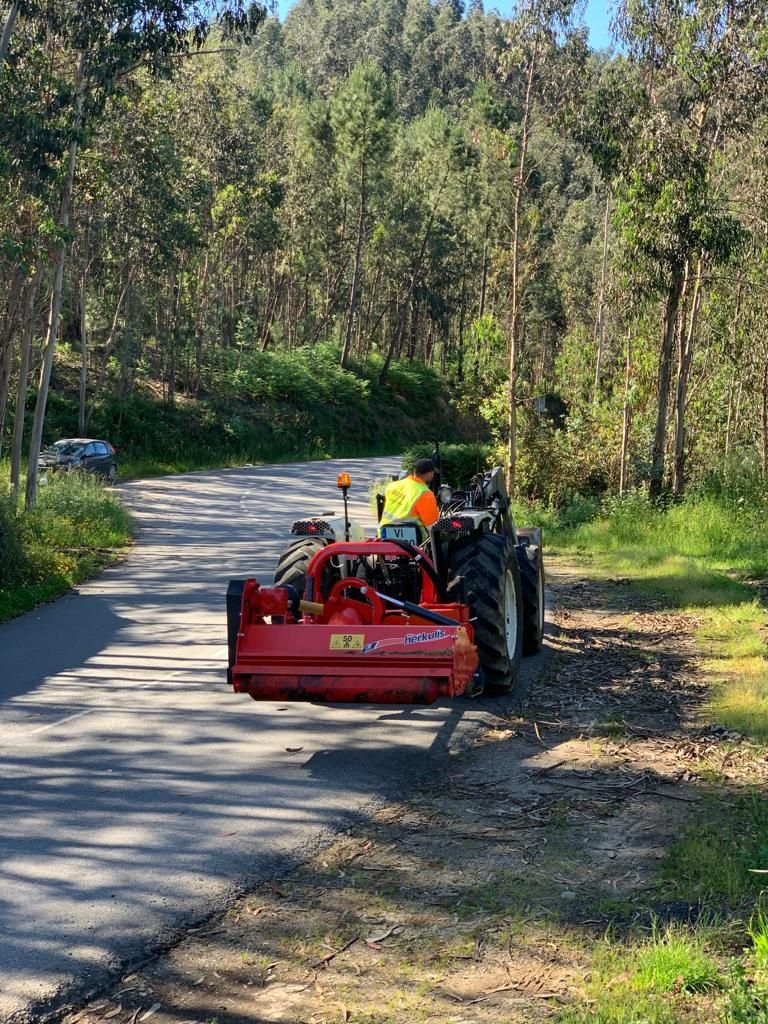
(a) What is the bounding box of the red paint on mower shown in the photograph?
[229,541,479,704]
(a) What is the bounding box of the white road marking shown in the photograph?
[27,708,94,734]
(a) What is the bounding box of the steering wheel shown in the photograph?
[324,577,386,625]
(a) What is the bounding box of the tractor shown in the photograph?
[227,453,544,704]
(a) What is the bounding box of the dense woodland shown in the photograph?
[2,0,768,508]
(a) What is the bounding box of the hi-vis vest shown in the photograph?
[380,475,431,530]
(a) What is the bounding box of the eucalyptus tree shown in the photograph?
[496,0,585,494]
[14,0,265,507]
[606,0,767,497]
[331,61,394,369]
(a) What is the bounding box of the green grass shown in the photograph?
[551,492,768,575]
[0,469,133,622]
[557,922,723,1023]
[542,487,768,1024]
[658,792,768,908]
[541,490,768,742]
[632,925,722,994]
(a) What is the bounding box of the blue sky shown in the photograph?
[272,0,615,50]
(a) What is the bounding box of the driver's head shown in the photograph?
[413,458,436,484]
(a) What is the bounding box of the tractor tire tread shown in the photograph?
[517,543,544,654]
[448,534,523,694]
[273,538,328,596]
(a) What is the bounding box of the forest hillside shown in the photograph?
[1,0,767,508]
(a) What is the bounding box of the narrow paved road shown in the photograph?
[0,458,542,1023]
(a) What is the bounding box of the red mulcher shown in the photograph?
[228,540,479,705]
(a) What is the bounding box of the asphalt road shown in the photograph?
[0,457,546,1023]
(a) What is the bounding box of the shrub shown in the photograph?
[0,490,30,589]
[30,470,133,549]
[0,469,133,622]
[401,442,494,487]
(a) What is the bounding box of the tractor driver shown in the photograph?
[379,458,440,539]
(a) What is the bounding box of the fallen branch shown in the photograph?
[530,759,567,779]
[645,788,699,803]
[310,934,359,970]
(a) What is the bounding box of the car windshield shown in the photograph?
[44,441,84,457]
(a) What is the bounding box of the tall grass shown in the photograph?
[558,490,768,577]
[0,469,133,622]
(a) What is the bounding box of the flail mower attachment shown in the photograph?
[227,541,479,705]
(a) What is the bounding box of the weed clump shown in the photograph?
[0,470,133,622]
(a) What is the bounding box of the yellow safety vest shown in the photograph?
[380,475,430,530]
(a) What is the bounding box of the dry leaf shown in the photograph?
[139,1004,161,1021]
[365,924,401,944]
[192,976,206,986]
[246,905,268,916]
[103,1005,122,1019]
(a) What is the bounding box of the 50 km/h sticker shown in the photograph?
[329,634,365,651]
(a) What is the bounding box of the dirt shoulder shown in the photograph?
[64,557,768,1024]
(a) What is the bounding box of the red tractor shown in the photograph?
[227,462,543,705]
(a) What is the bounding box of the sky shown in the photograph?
[272,0,615,50]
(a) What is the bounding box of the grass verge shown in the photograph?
[540,491,768,743]
[0,469,133,622]
[536,492,768,1023]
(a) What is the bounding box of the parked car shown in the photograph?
[39,438,118,482]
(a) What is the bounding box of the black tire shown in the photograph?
[273,537,329,598]
[448,534,524,693]
[517,543,544,654]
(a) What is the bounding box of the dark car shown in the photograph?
[39,438,118,482]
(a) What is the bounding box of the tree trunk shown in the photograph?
[619,329,632,495]
[649,263,685,501]
[672,260,703,497]
[340,161,366,369]
[26,54,86,509]
[593,195,610,403]
[11,272,39,499]
[379,180,447,386]
[506,38,538,495]
[79,267,89,434]
[457,231,467,382]
[0,336,13,455]
[0,0,19,71]
[0,269,24,458]
[725,380,735,457]
[478,224,489,319]
[86,264,132,429]
[761,358,768,480]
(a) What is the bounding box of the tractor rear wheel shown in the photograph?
[517,543,545,654]
[273,537,329,597]
[448,534,524,694]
